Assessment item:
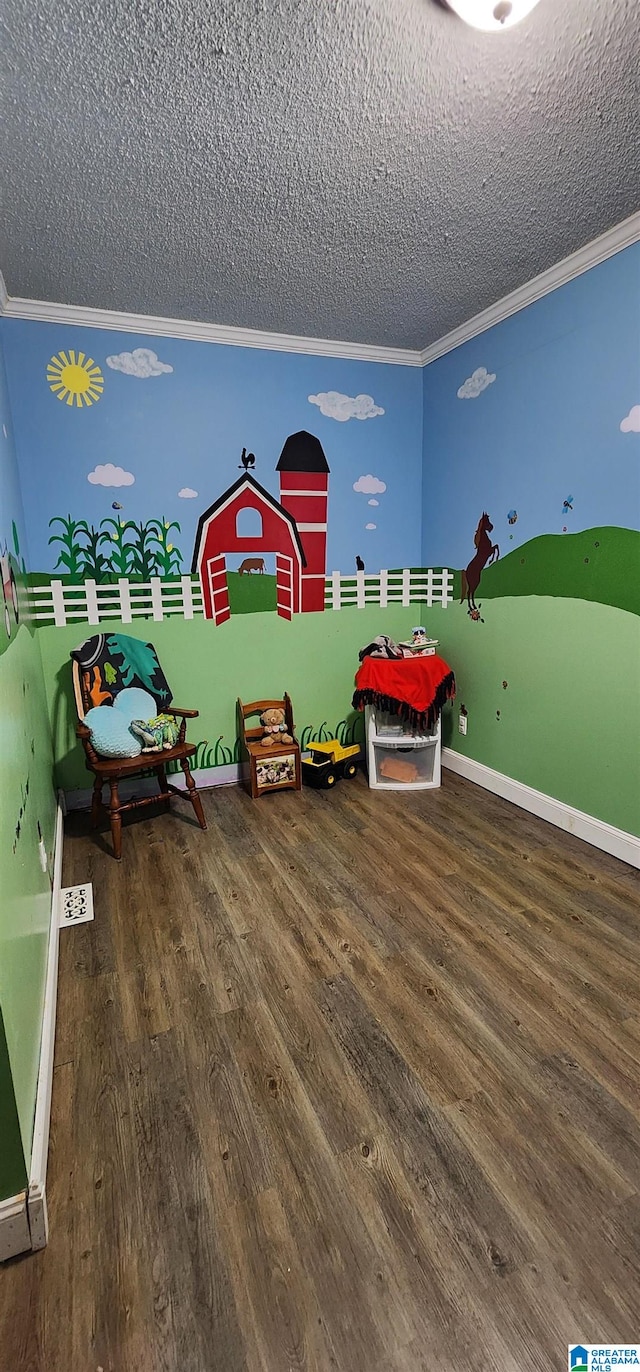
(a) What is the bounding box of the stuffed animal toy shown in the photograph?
[260,706,293,747]
[130,713,180,752]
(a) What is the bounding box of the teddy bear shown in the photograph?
[260,706,293,747]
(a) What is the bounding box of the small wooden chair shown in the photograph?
[237,694,301,799]
[71,637,207,859]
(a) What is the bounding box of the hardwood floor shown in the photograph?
[2,772,639,1371]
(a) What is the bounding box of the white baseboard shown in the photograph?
[64,762,243,811]
[442,748,640,869]
[0,1193,31,1261]
[27,796,65,1251]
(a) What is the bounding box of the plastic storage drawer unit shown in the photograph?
[365,707,442,790]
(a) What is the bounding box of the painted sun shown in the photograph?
[47,350,104,407]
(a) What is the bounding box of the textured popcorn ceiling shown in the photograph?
[1,0,638,349]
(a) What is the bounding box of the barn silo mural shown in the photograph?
[191,431,330,623]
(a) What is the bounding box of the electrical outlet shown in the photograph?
[458,713,468,735]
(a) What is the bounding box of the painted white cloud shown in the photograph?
[309,391,384,422]
[365,522,377,530]
[457,366,496,400]
[178,486,198,498]
[353,474,386,495]
[88,463,135,487]
[620,405,640,433]
[368,498,379,506]
[106,348,173,378]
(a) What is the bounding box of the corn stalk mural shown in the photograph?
[47,516,184,581]
[123,520,160,581]
[148,518,182,578]
[48,516,89,579]
[98,517,133,576]
[80,526,111,582]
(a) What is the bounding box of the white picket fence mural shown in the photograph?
[28,576,204,627]
[28,568,454,627]
[324,567,453,611]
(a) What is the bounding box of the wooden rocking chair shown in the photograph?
[71,635,207,859]
[237,693,301,799]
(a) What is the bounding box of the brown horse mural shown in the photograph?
[461,512,500,613]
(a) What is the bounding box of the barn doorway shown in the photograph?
[205,552,294,623]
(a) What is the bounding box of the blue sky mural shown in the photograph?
[0,343,22,555]
[422,241,640,569]
[1,319,422,576]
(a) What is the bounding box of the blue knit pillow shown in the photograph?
[112,688,157,723]
[84,705,142,759]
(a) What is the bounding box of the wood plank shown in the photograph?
[339,1130,519,1372]
[222,1187,337,1372]
[444,1081,634,1270]
[126,1030,247,1372]
[533,1050,640,1191]
[222,999,420,1366]
[316,973,532,1282]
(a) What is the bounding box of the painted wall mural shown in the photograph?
[460,512,500,619]
[1,520,21,644]
[2,316,442,800]
[3,319,450,633]
[4,319,423,580]
[47,349,104,407]
[422,240,640,836]
[191,430,329,622]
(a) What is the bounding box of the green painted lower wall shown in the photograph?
[0,623,57,1182]
[0,1011,27,1199]
[37,607,422,793]
[37,594,640,845]
[432,596,640,837]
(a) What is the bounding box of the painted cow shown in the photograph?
[238,557,266,574]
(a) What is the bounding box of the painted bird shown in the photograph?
[112,501,123,510]
[239,448,256,471]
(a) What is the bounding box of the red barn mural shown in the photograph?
[191,431,330,624]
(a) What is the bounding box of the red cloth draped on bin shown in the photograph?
[353,654,455,733]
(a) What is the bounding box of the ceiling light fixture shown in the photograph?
[444,0,542,31]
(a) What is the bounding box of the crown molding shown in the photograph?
[419,210,640,365]
[1,211,638,367]
[0,280,422,367]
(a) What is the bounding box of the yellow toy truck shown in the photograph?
[301,738,362,788]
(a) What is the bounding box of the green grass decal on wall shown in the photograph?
[166,716,364,774]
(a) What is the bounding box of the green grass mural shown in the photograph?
[453,527,640,617]
[226,570,277,615]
